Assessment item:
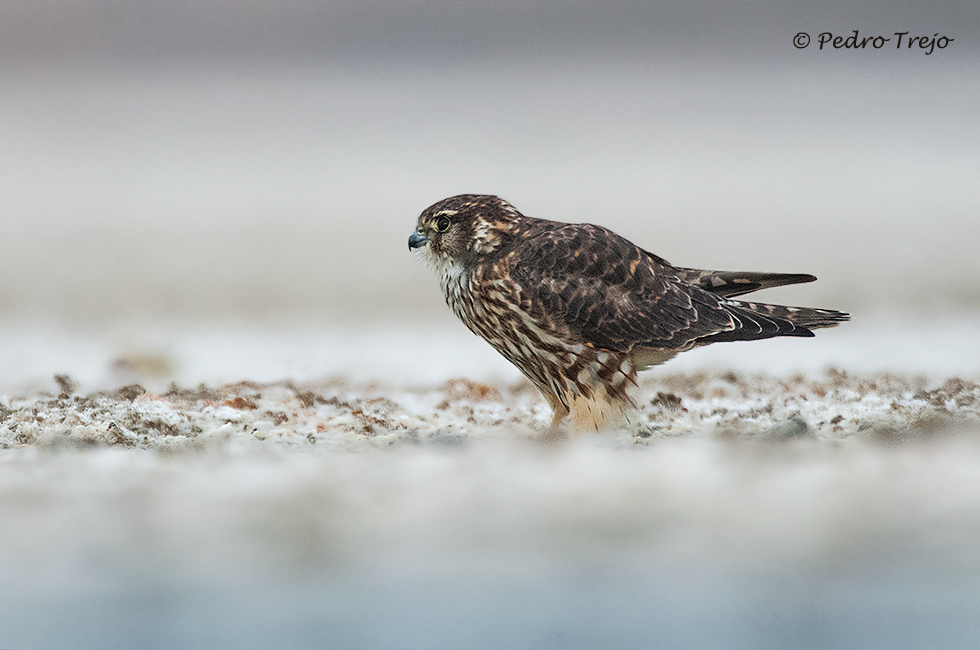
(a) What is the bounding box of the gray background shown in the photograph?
[1,0,978,324]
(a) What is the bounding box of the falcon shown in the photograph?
[409,194,848,433]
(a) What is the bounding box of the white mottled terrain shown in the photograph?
[1,318,979,649]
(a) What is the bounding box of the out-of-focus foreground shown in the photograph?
[2,370,980,649]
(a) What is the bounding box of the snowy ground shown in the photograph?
[2,318,980,649]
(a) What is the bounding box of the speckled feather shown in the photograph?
[411,194,849,432]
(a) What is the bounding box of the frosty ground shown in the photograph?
[3,366,979,452]
[2,320,980,649]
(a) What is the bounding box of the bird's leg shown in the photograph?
[549,408,567,429]
[536,401,569,444]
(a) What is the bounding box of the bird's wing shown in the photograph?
[670,266,817,298]
[511,222,745,352]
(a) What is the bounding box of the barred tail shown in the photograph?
[699,300,850,344]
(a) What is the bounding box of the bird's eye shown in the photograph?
[435,216,451,233]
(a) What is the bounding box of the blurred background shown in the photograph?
[1,0,979,389]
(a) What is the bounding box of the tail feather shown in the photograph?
[741,301,851,331]
[675,268,817,298]
[698,300,850,345]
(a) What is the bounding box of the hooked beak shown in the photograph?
[408,231,429,251]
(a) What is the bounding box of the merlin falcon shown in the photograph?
[409,194,848,432]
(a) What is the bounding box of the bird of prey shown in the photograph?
[409,194,848,433]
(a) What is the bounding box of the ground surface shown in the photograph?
[3,369,979,452]
[2,359,980,649]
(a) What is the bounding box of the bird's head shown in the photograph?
[409,194,521,269]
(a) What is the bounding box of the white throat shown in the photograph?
[417,246,467,298]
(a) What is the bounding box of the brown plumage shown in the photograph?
[409,194,849,432]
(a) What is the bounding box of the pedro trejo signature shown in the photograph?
[794,30,954,55]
